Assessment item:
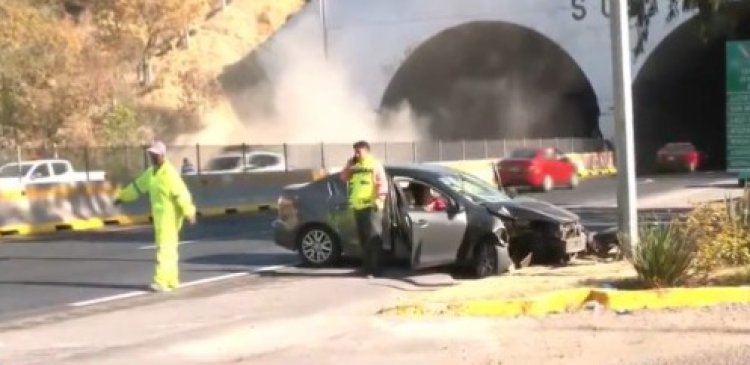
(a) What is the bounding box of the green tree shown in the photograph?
[631,0,725,57]
[96,102,146,146]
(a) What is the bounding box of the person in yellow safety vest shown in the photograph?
[114,141,197,292]
[341,140,388,278]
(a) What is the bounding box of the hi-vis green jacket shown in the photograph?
[117,162,196,244]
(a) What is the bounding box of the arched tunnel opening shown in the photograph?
[380,21,601,141]
[634,2,750,173]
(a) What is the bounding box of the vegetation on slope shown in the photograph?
[0,0,304,147]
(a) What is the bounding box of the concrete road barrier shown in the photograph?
[0,169,323,237]
[566,151,617,177]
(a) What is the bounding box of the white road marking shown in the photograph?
[67,264,289,307]
[253,264,287,273]
[178,272,248,288]
[69,290,147,307]
[137,240,198,250]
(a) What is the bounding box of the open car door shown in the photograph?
[392,177,469,269]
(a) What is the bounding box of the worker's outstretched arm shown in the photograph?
[116,169,152,203]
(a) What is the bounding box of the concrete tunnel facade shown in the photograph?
[219,0,742,171]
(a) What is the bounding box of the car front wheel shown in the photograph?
[473,238,511,278]
[297,225,341,267]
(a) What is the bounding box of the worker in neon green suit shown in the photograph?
[115,141,197,292]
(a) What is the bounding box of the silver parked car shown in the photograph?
[272,164,587,278]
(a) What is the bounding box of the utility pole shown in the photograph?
[610,0,639,254]
[320,0,329,61]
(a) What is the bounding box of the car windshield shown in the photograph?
[207,156,242,170]
[510,149,537,158]
[0,163,32,178]
[439,171,511,204]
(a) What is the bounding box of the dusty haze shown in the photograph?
[175,9,428,146]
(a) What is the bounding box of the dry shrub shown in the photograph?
[686,191,750,276]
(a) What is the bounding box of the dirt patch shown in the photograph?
[392,259,638,307]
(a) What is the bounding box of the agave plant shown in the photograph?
[627,221,697,288]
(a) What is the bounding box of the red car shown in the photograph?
[496,148,578,192]
[656,142,705,172]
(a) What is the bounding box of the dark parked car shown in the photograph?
[656,142,705,173]
[272,164,587,278]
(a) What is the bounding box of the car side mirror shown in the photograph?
[447,201,464,215]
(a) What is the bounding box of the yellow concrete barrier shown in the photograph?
[0,170,321,238]
[379,286,750,318]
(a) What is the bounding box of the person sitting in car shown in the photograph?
[409,183,447,212]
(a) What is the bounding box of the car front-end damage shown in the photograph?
[489,196,588,266]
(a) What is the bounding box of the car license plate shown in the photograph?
[667,156,675,161]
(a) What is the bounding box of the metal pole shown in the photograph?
[15,145,22,184]
[196,143,201,175]
[412,141,417,162]
[320,0,329,61]
[241,143,247,173]
[320,142,326,169]
[438,140,443,161]
[610,0,639,252]
[84,146,90,182]
[283,143,289,172]
[383,142,389,163]
[461,140,466,160]
[483,139,489,159]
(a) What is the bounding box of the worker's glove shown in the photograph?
[113,198,123,206]
[185,214,197,225]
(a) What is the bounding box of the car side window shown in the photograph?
[52,163,69,175]
[396,178,449,213]
[32,164,51,178]
[249,154,278,168]
[329,175,347,197]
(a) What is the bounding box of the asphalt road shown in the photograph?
[0,213,296,322]
[0,171,740,322]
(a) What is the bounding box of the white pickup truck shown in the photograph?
[0,159,107,188]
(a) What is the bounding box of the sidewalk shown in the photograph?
[3,267,750,365]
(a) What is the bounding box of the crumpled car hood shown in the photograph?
[488,197,580,224]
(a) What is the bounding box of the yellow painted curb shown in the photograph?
[379,286,750,318]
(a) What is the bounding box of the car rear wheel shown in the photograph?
[541,175,554,192]
[473,238,511,278]
[297,225,341,267]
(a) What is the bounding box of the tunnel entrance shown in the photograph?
[634,2,750,173]
[380,21,601,141]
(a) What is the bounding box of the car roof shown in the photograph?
[384,163,457,177]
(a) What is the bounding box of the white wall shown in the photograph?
[255,0,696,141]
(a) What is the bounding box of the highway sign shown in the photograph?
[726,40,750,172]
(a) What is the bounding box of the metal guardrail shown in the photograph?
[0,138,606,185]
